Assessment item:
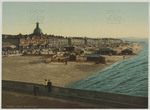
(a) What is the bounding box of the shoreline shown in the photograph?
[66,43,143,86]
[65,55,134,87]
[2,44,143,87]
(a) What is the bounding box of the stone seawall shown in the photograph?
[2,80,148,108]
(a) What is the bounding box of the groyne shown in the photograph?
[2,80,148,108]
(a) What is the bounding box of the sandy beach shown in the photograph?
[2,55,134,87]
[2,43,142,87]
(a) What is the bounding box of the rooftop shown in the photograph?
[84,54,100,58]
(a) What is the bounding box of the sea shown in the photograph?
[67,43,148,97]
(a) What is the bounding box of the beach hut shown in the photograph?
[121,49,133,55]
[69,55,79,61]
[84,54,100,61]
[96,47,117,55]
[99,56,107,64]
[84,54,107,64]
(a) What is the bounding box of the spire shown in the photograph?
[36,22,39,28]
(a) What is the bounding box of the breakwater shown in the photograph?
[2,80,148,108]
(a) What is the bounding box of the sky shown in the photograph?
[2,2,149,38]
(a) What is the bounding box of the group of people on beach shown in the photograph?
[33,79,52,96]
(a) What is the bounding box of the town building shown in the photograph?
[64,45,76,52]
[2,22,124,53]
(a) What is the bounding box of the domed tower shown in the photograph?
[33,22,43,36]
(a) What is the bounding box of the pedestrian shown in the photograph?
[47,79,52,92]
[65,60,67,65]
[33,85,37,96]
[43,79,48,87]
[58,58,60,62]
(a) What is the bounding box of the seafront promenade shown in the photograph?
[2,80,148,108]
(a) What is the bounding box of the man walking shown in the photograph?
[65,60,67,65]
[47,80,52,92]
[43,79,48,87]
[33,85,38,96]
